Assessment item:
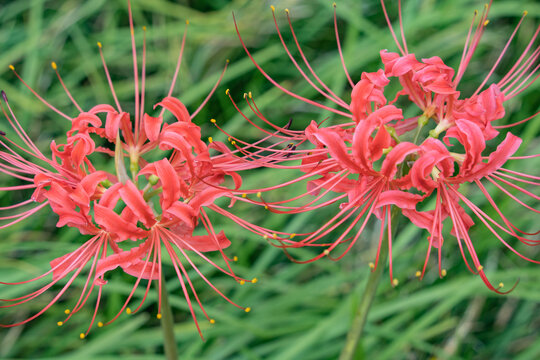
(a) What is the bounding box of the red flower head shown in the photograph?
[0,1,258,339]
[230,1,540,292]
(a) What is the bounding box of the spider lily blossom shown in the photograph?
[230,1,540,291]
[0,1,259,339]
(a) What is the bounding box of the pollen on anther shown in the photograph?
[126,307,132,315]
[210,118,216,123]
[98,322,104,327]
[415,271,421,277]
[523,10,528,16]
[245,307,251,313]
[369,262,375,269]
[477,265,484,271]
[392,279,399,287]
[270,5,275,11]
[8,65,14,71]
[231,140,236,145]
[225,89,230,95]
[483,19,490,26]
[323,249,330,256]
[285,8,289,13]
[290,233,296,239]
[156,313,162,320]
[241,193,247,198]
[142,26,147,31]
[264,205,268,210]
[256,192,262,198]
[210,319,216,324]
[248,91,252,98]
[79,333,85,340]
[57,321,63,326]
[272,233,277,239]
[333,2,337,7]
[226,59,230,63]
[208,137,213,143]
[51,62,57,70]
[233,256,238,262]
[441,269,447,277]
[97,42,102,48]
[64,309,71,314]
[240,280,246,285]
[252,277,258,284]
[499,282,504,288]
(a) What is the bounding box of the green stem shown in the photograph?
[160,278,179,360]
[339,207,401,360]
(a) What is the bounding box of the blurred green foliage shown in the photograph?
[0,0,539,359]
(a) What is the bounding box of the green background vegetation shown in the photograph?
[0,0,539,359]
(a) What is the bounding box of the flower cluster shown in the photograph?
[0,0,538,341]
[228,1,539,291]
[0,3,263,339]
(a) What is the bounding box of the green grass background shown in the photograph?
[0,0,539,359]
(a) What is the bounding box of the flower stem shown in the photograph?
[160,277,179,360]
[339,207,401,360]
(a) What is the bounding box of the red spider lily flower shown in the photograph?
[229,2,539,291]
[0,1,259,339]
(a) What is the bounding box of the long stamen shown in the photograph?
[97,42,123,112]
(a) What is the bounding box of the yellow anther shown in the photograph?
[126,307,132,315]
[333,2,337,7]
[208,137,213,143]
[51,62,57,70]
[285,8,289,13]
[248,91,252,98]
[323,249,330,256]
[8,65,14,70]
[241,193,247,198]
[186,20,190,25]
[499,282,504,288]
[64,309,71,314]
[415,271,422,277]
[523,10,528,16]
[441,269,447,277]
[231,140,236,145]
[156,313,162,319]
[477,265,484,271]
[57,321,63,326]
[98,322,104,327]
[392,279,399,287]
[245,307,251,313]
[225,88,230,95]
[240,280,246,285]
[210,319,216,324]
[79,333,85,340]
[210,118,216,123]
[270,5,275,11]
[142,26,147,31]
[272,233,277,239]
[369,262,375,269]
[252,277,258,284]
[233,256,238,261]
[97,42,102,48]
[226,59,230,63]
[256,192,262,198]
[263,234,269,240]
[243,93,247,99]
[474,10,478,15]
[483,19,490,26]
[290,233,296,239]
[264,205,268,210]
